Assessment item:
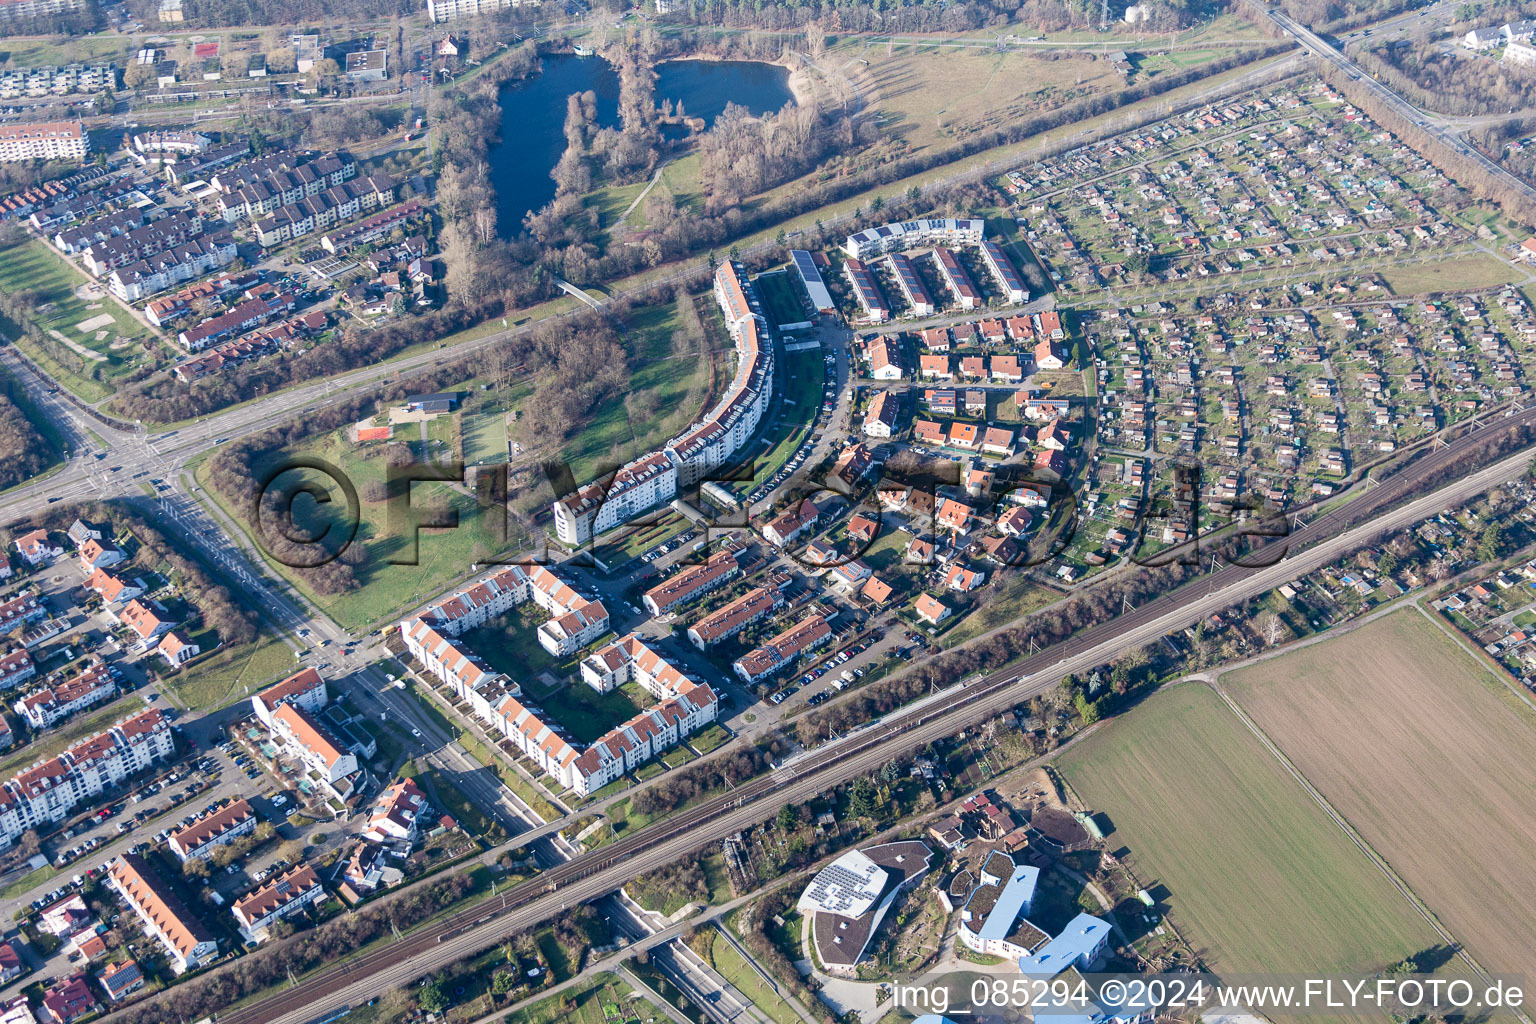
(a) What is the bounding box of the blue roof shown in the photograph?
[1019,913,1111,977]
[976,861,1040,941]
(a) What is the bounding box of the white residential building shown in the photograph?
[0,709,173,844]
[843,217,986,259]
[232,864,324,942]
[0,122,88,164]
[426,0,540,21]
[554,260,773,545]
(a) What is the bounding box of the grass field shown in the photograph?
[536,679,652,745]
[754,270,809,328]
[0,241,156,391]
[1378,254,1523,295]
[1059,683,1437,976]
[163,634,296,712]
[1224,610,1536,977]
[854,44,1125,154]
[462,406,509,465]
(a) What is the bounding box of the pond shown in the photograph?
[489,54,793,237]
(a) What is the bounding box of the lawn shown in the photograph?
[940,577,1057,648]
[1059,682,1437,977]
[461,603,566,682]
[822,41,1125,156]
[462,405,509,465]
[754,269,809,329]
[0,240,158,395]
[687,723,732,754]
[1378,253,1522,296]
[728,347,824,495]
[1224,610,1536,978]
[0,36,128,68]
[163,634,296,713]
[536,680,653,745]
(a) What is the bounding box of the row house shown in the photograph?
[175,292,298,352]
[82,210,204,276]
[108,233,238,302]
[932,246,980,310]
[688,585,784,649]
[107,854,217,973]
[171,310,325,383]
[0,590,48,632]
[27,174,139,232]
[0,168,114,220]
[213,152,355,221]
[733,614,833,685]
[52,207,146,255]
[320,199,427,254]
[0,650,35,691]
[164,140,252,187]
[0,63,115,99]
[642,550,741,616]
[131,130,211,156]
[167,799,255,862]
[232,863,324,942]
[251,174,397,247]
[143,270,259,327]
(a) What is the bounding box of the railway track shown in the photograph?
[176,406,1536,1024]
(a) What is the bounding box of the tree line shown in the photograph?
[201,305,633,590]
[1318,63,1536,226]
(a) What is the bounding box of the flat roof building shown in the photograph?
[790,249,834,313]
[800,842,931,975]
[980,237,1028,304]
[933,246,981,310]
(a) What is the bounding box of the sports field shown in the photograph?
[1059,683,1436,976]
[1224,610,1536,977]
